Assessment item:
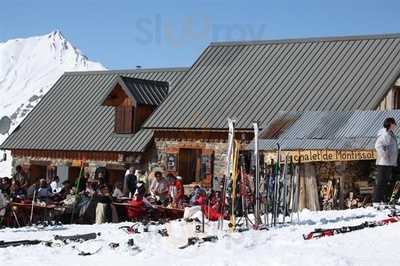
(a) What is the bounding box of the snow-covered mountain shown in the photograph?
[0,30,106,177]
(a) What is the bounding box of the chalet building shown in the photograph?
[3,33,400,187]
[142,33,400,186]
[0,68,188,183]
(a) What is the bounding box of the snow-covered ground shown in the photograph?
[0,207,399,266]
[0,31,105,177]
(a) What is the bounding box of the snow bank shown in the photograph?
[0,207,399,266]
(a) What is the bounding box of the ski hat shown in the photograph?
[176,176,182,180]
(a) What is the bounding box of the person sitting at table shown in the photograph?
[0,189,7,220]
[127,189,154,221]
[85,180,97,196]
[95,185,113,224]
[112,181,124,199]
[75,172,90,193]
[189,185,201,205]
[0,177,11,197]
[50,176,61,193]
[26,181,39,199]
[10,180,26,200]
[192,188,207,206]
[60,180,71,195]
[63,187,76,206]
[37,178,51,201]
[149,171,169,205]
[184,188,221,221]
[97,172,106,186]
[50,180,71,202]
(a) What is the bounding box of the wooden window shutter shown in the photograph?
[115,105,134,133]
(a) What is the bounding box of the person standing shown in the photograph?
[175,176,185,207]
[123,167,137,197]
[135,170,148,194]
[13,165,28,189]
[374,117,398,206]
[149,171,169,205]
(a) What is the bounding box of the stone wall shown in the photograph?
[154,139,230,178]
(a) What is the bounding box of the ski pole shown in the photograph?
[253,122,261,226]
[282,155,288,224]
[274,144,281,226]
[12,207,20,228]
[270,159,274,227]
[70,160,85,224]
[295,158,302,224]
[30,189,36,225]
[202,205,205,233]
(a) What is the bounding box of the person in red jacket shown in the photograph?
[174,176,185,208]
[191,189,220,221]
[127,191,154,221]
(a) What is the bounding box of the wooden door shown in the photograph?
[178,149,200,184]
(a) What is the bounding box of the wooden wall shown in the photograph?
[135,105,155,132]
[11,149,120,162]
[378,86,400,110]
[154,130,254,142]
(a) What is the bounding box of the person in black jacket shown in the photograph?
[123,167,137,197]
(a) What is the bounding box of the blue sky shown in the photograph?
[1,0,399,69]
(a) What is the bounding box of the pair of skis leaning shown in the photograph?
[219,119,301,232]
[269,145,301,227]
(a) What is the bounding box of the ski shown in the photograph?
[75,246,103,256]
[273,144,281,226]
[229,140,240,231]
[219,118,235,230]
[0,239,43,248]
[158,228,169,237]
[119,223,141,234]
[178,235,218,249]
[54,232,100,243]
[303,215,400,240]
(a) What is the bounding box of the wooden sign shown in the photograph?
[265,149,376,163]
